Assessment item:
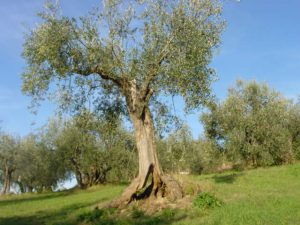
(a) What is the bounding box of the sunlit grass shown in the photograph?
[183,163,300,225]
[0,185,124,225]
[1,163,300,225]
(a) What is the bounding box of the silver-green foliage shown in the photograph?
[287,103,300,159]
[54,111,137,186]
[22,0,224,117]
[157,124,220,174]
[16,134,67,192]
[202,80,295,167]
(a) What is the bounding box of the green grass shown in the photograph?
[1,163,300,225]
[180,163,300,225]
[0,185,124,225]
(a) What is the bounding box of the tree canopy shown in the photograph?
[22,0,224,117]
[202,80,295,167]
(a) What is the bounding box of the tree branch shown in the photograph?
[72,65,124,88]
[141,35,175,100]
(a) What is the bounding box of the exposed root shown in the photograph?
[160,175,184,201]
[109,174,184,209]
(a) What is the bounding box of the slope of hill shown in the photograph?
[0,163,300,225]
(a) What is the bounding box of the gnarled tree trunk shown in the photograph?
[111,106,183,207]
[1,161,13,195]
[70,158,86,189]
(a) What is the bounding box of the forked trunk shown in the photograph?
[1,162,12,195]
[110,107,183,207]
[131,107,163,196]
[70,158,88,189]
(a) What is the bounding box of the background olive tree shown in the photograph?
[0,134,19,194]
[287,102,300,159]
[55,110,137,188]
[157,124,221,175]
[15,133,67,193]
[202,80,295,168]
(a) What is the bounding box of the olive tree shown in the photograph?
[287,103,300,159]
[0,134,19,194]
[56,112,101,189]
[15,134,67,193]
[202,80,294,167]
[22,0,223,205]
[55,111,121,188]
[157,124,194,173]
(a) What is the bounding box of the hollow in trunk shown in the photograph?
[111,107,183,207]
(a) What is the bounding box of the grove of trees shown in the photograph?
[1,0,300,212]
[1,80,300,196]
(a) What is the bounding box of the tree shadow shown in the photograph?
[0,183,185,225]
[0,190,76,207]
[77,207,187,225]
[213,173,243,184]
[0,215,42,225]
[0,198,100,225]
[0,198,186,225]
[100,214,187,225]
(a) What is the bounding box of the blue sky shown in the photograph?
[0,0,300,138]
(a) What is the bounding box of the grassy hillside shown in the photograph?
[0,163,300,225]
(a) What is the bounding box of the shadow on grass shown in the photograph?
[0,197,186,225]
[213,173,243,184]
[0,198,100,225]
[77,207,187,225]
[0,190,76,207]
[0,215,42,225]
[95,214,187,225]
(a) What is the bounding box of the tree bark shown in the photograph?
[17,182,25,193]
[75,170,86,189]
[110,106,183,207]
[1,161,13,195]
[28,186,33,193]
[70,158,87,189]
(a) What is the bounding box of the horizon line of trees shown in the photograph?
[1,80,300,194]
